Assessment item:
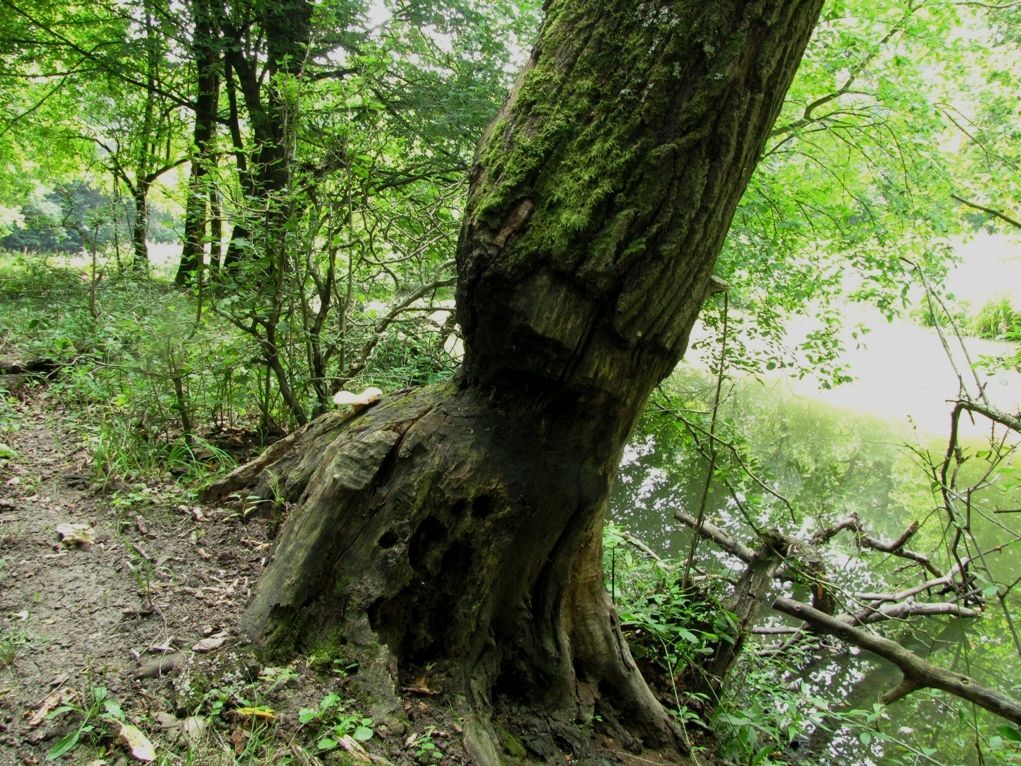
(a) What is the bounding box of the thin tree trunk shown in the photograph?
[209,185,223,278]
[176,0,220,287]
[219,0,311,279]
[131,0,160,274]
[130,181,149,272]
[213,1,825,759]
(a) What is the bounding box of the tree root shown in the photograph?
[203,384,692,764]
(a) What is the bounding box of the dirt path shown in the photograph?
[0,388,272,764]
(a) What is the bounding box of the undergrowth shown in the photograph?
[0,251,458,488]
[602,524,1021,765]
[0,254,255,486]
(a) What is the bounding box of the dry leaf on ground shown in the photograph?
[118,722,156,762]
[191,631,228,653]
[26,687,76,728]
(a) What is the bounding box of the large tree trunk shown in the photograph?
[217,1,824,760]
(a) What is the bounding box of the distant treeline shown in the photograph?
[2,182,178,253]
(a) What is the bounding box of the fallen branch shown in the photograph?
[854,558,973,606]
[773,597,1021,725]
[614,529,676,571]
[673,510,1021,723]
[811,513,941,577]
[954,399,1021,435]
[0,357,61,376]
[675,510,756,562]
[848,601,981,626]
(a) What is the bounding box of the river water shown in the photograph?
[607,245,1021,764]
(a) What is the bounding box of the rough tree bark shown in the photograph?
[212,1,824,759]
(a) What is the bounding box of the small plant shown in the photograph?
[298,692,374,752]
[608,539,736,680]
[971,297,1021,340]
[410,726,443,763]
[45,685,154,762]
[0,626,29,666]
[258,664,299,694]
[0,391,19,437]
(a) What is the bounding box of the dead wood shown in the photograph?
[0,357,62,376]
[772,598,1021,724]
[674,510,1021,724]
[811,513,940,577]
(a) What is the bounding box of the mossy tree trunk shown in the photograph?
[219,0,823,758]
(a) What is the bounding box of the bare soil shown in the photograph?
[0,388,481,766]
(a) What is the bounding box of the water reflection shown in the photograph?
[609,365,1021,765]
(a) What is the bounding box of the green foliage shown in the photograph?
[298,692,375,751]
[408,727,444,763]
[605,530,736,681]
[604,524,836,764]
[45,685,129,761]
[0,390,18,436]
[713,660,828,765]
[0,183,134,253]
[700,0,1018,383]
[971,297,1021,340]
[614,363,1021,763]
[0,254,251,482]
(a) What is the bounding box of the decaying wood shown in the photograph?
[0,357,62,379]
[201,410,356,504]
[848,601,981,626]
[682,532,786,711]
[674,510,1021,724]
[811,513,940,577]
[854,557,973,606]
[0,357,63,392]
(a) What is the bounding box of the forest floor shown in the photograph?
[0,384,483,766]
[0,383,686,766]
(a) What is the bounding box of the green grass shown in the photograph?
[0,625,30,667]
[0,252,256,486]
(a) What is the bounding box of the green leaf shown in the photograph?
[103,698,124,720]
[317,736,339,752]
[353,725,374,742]
[45,730,81,761]
[999,725,1021,743]
[320,692,341,711]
